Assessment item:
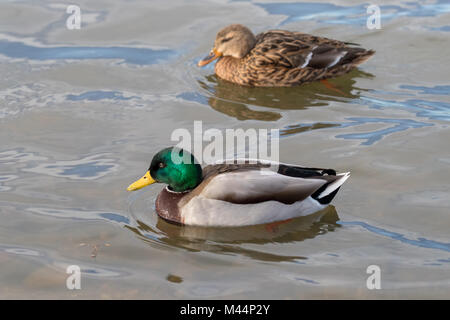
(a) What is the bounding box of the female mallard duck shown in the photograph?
[198,24,375,87]
[127,147,350,227]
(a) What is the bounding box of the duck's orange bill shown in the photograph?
[127,171,155,191]
[198,48,222,67]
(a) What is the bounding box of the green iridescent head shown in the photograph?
[127,147,203,193]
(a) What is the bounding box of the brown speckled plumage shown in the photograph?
[203,24,375,87]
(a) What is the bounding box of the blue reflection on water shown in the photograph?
[27,207,130,226]
[67,90,138,101]
[83,269,100,274]
[279,82,449,144]
[360,86,450,122]
[47,162,114,178]
[340,221,450,253]
[256,0,450,26]
[257,2,367,25]
[430,25,450,32]
[295,277,320,284]
[282,117,432,145]
[177,91,209,105]
[26,153,118,180]
[0,40,175,65]
[399,85,450,96]
[336,117,432,145]
[99,213,130,224]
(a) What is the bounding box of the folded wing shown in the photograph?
[200,168,327,204]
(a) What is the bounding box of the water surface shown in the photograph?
[0,0,449,299]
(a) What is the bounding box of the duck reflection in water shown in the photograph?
[197,69,374,121]
[126,206,340,262]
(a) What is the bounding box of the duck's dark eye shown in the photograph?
[221,37,232,43]
[158,162,166,169]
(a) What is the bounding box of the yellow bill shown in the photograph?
[127,171,155,191]
[198,48,222,67]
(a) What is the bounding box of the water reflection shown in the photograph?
[340,221,450,253]
[255,0,450,26]
[0,39,175,65]
[125,206,340,262]
[280,117,432,145]
[193,70,373,121]
[67,90,139,101]
[360,95,450,122]
[0,148,47,164]
[0,245,128,278]
[27,207,130,225]
[24,153,119,180]
[0,174,17,192]
[336,117,432,145]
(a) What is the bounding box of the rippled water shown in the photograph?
[0,0,449,299]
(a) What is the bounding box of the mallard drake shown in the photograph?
[127,147,350,227]
[198,24,375,87]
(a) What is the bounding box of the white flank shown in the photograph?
[180,196,326,227]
